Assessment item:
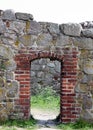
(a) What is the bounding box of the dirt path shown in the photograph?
[31,108,60,130]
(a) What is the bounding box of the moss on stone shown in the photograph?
[80,84,88,92]
[81,49,89,57]
[26,21,30,32]
[15,39,20,46]
[0,77,5,87]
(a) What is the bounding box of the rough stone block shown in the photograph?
[60,23,82,36]
[0,20,6,34]
[82,28,93,38]
[2,10,16,20]
[84,60,93,74]
[15,12,33,21]
[26,21,42,35]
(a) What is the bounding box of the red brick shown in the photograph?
[20,87,30,91]
[20,95,30,98]
[20,81,30,85]
[61,119,71,123]
[14,48,79,123]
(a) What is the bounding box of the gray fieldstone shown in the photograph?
[1,9,93,121]
[40,22,60,35]
[0,20,6,34]
[2,10,16,20]
[7,90,16,97]
[81,75,89,83]
[56,34,70,46]
[37,72,44,78]
[31,71,35,77]
[5,59,16,71]
[81,110,93,120]
[55,61,61,73]
[70,37,93,50]
[37,33,52,46]
[6,71,15,80]
[60,23,82,36]
[81,21,93,29]
[31,64,41,71]
[47,23,60,35]
[8,21,26,36]
[7,80,19,93]
[0,44,14,59]
[84,60,93,74]
[83,95,92,109]
[15,12,33,21]
[4,32,17,41]
[0,88,6,102]
[26,21,42,35]
[47,62,55,68]
[0,77,5,87]
[82,28,93,38]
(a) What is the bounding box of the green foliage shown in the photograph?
[0,117,36,129]
[72,118,93,129]
[0,127,17,130]
[31,86,60,111]
[0,60,6,70]
[57,118,93,130]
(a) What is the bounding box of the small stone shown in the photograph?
[69,37,93,50]
[47,23,60,35]
[37,33,52,46]
[0,44,14,59]
[84,60,93,74]
[0,20,6,34]
[15,12,33,21]
[6,71,15,80]
[81,75,88,83]
[7,90,15,97]
[47,63,55,68]
[60,23,82,36]
[26,21,42,35]
[8,21,26,36]
[5,59,16,71]
[83,95,92,109]
[0,10,4,16]
[82,28,93,38]
[2,10,16,20]
[37,72,44,78]
[81,21,93,29]
[56,34,70,46]
[0,77,5,87]
[31,71,35,77]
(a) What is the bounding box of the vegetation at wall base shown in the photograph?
[0,117,36,129]
[57,118,93,130]
[31,86,60,111]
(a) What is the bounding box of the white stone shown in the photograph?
[60,23,82,36]
[84,60,93,74]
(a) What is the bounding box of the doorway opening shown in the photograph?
[30,58,61,124]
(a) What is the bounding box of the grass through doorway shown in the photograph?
[31,86,60,121]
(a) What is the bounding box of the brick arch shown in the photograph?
[14,48,79,123]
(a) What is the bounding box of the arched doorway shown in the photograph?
[15,47,79,123]
[31,58,61,122]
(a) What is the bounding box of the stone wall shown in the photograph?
[31,58,61,95]
[0,9,93,123]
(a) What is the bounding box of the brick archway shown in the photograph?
[14,47,79,123]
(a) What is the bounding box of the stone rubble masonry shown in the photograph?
[0,9,93,123]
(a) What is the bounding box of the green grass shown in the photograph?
[57,118,93,130]
[0,117,36,130]
[31,86,93,130]
[0,126,17,130]
[31,86,60,111]
[1,86,93,130]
